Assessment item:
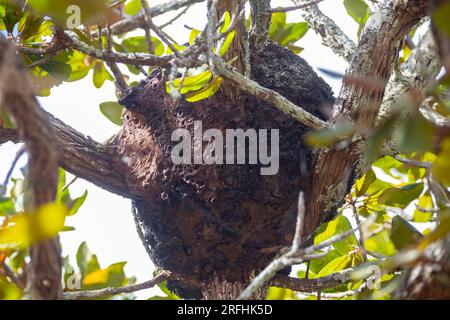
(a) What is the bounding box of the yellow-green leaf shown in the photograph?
[185,76,223,102]
[100,101,124,126]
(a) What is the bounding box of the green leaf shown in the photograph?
[125,0,141,16]
[269,12,309,52]
[219,31,236,57]
[305,121,354,147]
[317,254,352,277]
[0,197,15,216]
[394,114,434,153]
[67,51,93,82]
[166,70,213,95]
[0,106,15,129]
[365,230,396,256]
[266,287,298,300]
[185,76,223,102]
[76,241,93,278]
[27,0,107,26]
[355,169,376,197]
[391,215,423,250]
[278,22,309,47]
[0,276,22,300]
[93,61,113,89]
[165,43,187,55]
[34,51,73,82]
[314,215,357,255]
[432,138,450,185]
[121,36,165,55]
[343,0,371,35]
[433,2,450,37]
[308,250,342,275]
[189,28,201,45]
[0,5,6,31]
[378,183,424,209]
[67,190,88,216]
[148,281,180,300]
[3,2,23,34]
[100,101,124,126]
[18,13,45,41]
[413,191,434,222]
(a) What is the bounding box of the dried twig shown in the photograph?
[268,0,326,13]
[393,155,432,169]
[380,29,441,123]
[63,30,172,67]
[63,270,172,300]
[293,0,356,62]
[140,0,155,54]
[106,0,204,36]
[104,26,128,97]
[1,146,25,196]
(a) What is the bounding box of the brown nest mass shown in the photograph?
[113,42,334,298]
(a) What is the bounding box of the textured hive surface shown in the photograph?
[114,42,334,298]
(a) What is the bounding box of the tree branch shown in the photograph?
[0,127,19,144]
[0,36,61,300]
[213,56,328,129]
[272,268,356,293]
[268,0,326,13]
[107,0,204,36]
[3,114,131,198]
[305,0,429,237]
[63,270,172,300]
[379,29,441,123]
[293,0,356,62]
[249,0,271,50]
[63,31,172,67]
[49,115,131,198]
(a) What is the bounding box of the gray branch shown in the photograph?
[63,270,172,299]
[213,56,328,129]
[107,0,204,36]
[249,0,271,50]
[379,29,442,123]
[293,0,356,62]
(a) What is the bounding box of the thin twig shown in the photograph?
[239,216,373,299]
[292,192,306,252]
[1,263,24,289]
[349,198,368,262]
[268,0,326,13]
[160,6,191,29]
[393,155,431,169]
[1,146,25,195]
[63,270,172,300]
[293,0,356,62]
[63,30,172,67]
[106,0,204,36]
[140,0,155,54]
[105,26,128,97]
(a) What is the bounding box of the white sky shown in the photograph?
[0,0,360,299]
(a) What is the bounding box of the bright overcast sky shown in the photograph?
[0,0,360,298]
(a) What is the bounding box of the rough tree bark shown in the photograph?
[0,37,61,299]
[304,0,429,237]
